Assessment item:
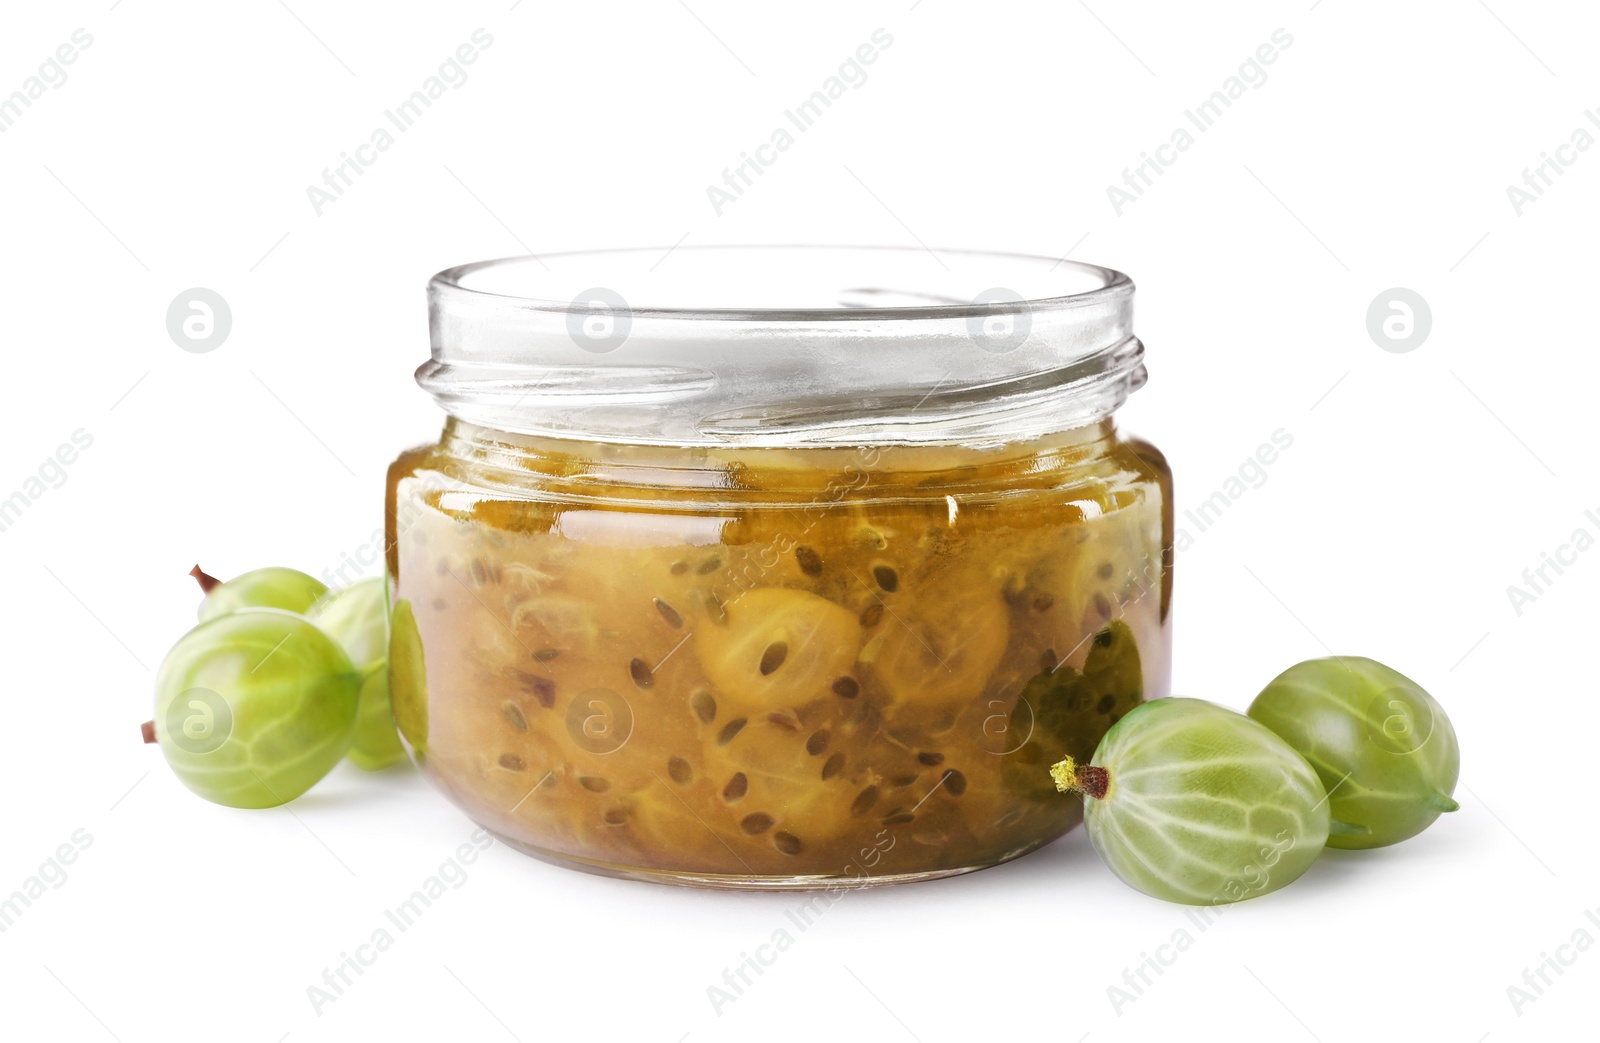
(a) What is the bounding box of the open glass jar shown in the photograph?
[386,246,1172,889]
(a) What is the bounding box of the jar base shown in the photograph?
[482,828,1050,891]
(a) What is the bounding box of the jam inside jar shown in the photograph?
[386,246,1173,889]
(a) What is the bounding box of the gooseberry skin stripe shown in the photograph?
[1101,792,1317,897]
[1092,809,1220,906]
[1107,804,1252,880]
[1114,801,1266,846]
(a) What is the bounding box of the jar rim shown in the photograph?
[430,244,1131,320]
[421,245,1145,448]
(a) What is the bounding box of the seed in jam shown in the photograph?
[629,658,654,689]
[517,672,556,708]
[832,676,860,699]
[498,753,525,771]
[654,598,685,629]
[795,545,823,577]
[805,730,831,756]
[759,641,789,676]
[741,812,775,834]
[667,756,693,785]
[872,564,899,592]
[917,751,944,766]
[579,776,612,792]
[773,832,804,855]
[850,786,880,816]
[722,772,749,802]
[690,689,717,724]
[717,717,747,745]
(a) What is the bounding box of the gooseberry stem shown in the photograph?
[190,564,221,593]
[140,720,156,744]
[1050,756,1110,800]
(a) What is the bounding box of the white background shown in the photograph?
[1,1,1595,1040]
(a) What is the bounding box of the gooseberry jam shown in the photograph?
[387,247,1173,888]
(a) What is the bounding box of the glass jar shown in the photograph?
[386,246,1173,889]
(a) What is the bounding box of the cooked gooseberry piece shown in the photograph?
[869,569,1008,709]
[1247,656,1460,850]
[145,608,360,808]
[1052,698,1330,905]
[192,565,328,621]
[694,588,861,714]
[309,577,406,771]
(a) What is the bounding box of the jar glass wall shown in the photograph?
[387,247,1173,889]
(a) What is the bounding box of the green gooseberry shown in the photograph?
[309,578,406,771]
[1247,656,1460,850]
[147,608,360,808]
[192,565,328,621]
[387,597,428,756]
[1053,698,1330,905]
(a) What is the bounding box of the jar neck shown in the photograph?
[435,416,1127,501]
[420,345,1143,450]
